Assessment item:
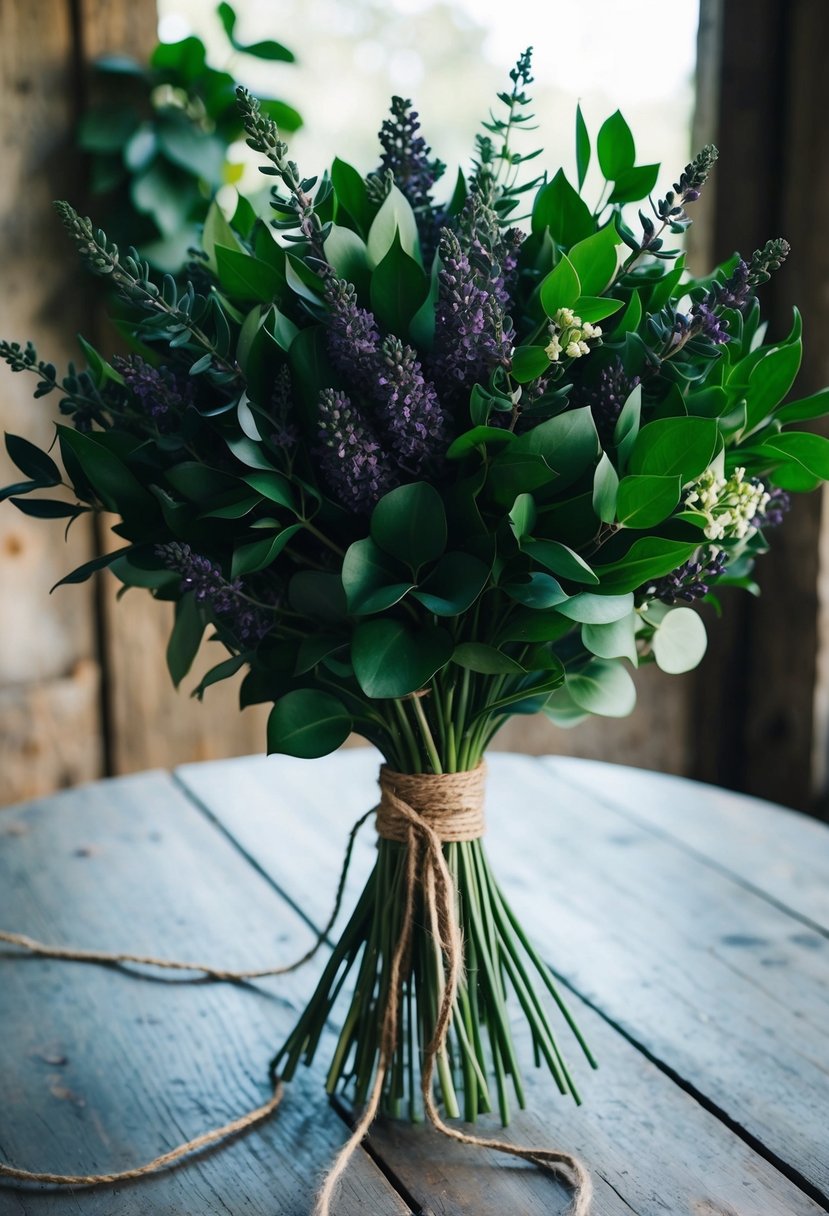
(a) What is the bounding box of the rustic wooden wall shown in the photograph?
[0,0,102,802]
[690,0,829,815]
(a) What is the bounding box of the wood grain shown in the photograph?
[0,770,410,1215]
[177,749,829,1212]
[543,756,829,930]
[0,0,101,802]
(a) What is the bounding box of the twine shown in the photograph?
[0,769,591,1215]
[316,763,591,1216]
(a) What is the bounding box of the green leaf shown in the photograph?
[575,104,590,191]
[573,296,624,323]
[629,417,719,480]
[267,690,352,759]
[503,571,568,609]
[9,497,85,519]
[366,184,420,266]
[370,482,447,569]
[756,432,829,480]
[487,451,554,503]
[167,593,204,688]
[556,592,634,624]
[595,537,698,593]
[568,658,636,717]
[512,406,599,490]
[235,38,295,62]
[651,606,708,674]
[508,493,536,541]
[239,471,296,511]
[411,552,490,616]
[231,524,301,577]
[324,224,370,295]
[452,643,525,675]
[191,655,248,701]
[592,452,619,524]
[531,169,594,245]
[568,225,622,295]
[51,545,132,590]
[351,620,453,698]
[4,433,60,485]
[597,110,636,179]
[613,384,642,468]
[202,198,244,275]
[616,474,681,528]
[608,163,659,204]
[522,539,599,585]
[744,340,802,431]
[58,428,156,516]
[157,114,224,183]
[539,253,581,318]
[370,232,428,337]
[216,244,282,303]
[612,289,642,336]
[775,388,829,425]
[342,537,414,615]
[331,157,373,236]
[295,634,346,675]
[582,614,638,663]
[511,345,550,384]
[447,426,515,460]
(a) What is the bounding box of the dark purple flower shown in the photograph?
[431,226,513,396]
[323,277,382,392]
[640,548,728,605]
[692,301,730,345]
[156,542,271,643]
[316,387,397,512]
[375,336,448,472]
[113,355,192,428]
[575,359,640,446]
[753,487,791,529]
[269,365,299,449]
[376,96,445,215]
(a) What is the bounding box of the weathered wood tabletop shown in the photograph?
[1,750,828,1215]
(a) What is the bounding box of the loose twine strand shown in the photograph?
[0,769,590,1215]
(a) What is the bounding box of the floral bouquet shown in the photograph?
[3,48,828,1205]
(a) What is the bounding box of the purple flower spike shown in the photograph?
[375,336,448,472]
[157,542,271,643]
[323,277,382,393]
[113,355,193,428]
[316,387,396,512]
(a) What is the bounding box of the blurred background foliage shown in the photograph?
[78,3,302,271]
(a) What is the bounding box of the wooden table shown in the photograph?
[1,750,828,1215]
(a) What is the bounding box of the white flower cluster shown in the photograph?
[685,466,770,541]
[545,308,602,363]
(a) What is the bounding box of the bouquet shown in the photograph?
[4,48,828,1198]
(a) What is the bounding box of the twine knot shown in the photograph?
[376,763,486,843]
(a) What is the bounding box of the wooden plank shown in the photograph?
[542,757,829,930]
[178,750,829,1212]
[0,0,101,804]
[0,771,410,1215]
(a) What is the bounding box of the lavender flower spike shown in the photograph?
[431,228,512,395]
[375,336,448,472]
[376,96,445,214]
[323,277,382,393]
[112,354,192,428]
[157,542,271,643]
[316,387,396,512]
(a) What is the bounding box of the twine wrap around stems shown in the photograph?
[0,766,591,1215]
[317,763,591,1216]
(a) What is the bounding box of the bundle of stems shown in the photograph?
[273,690,597,1123]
